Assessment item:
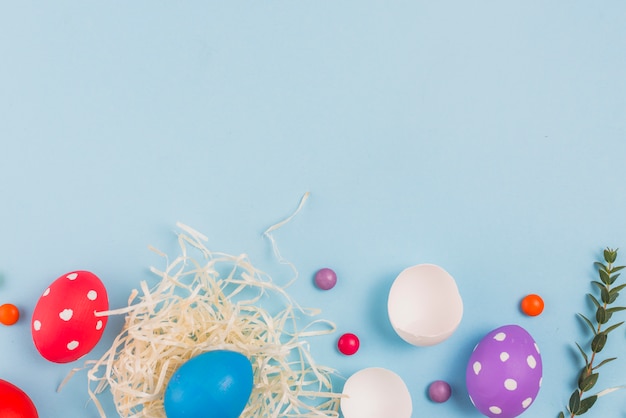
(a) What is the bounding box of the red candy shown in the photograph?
[0,303,20,326]
[0,379,38,418]
[338,333,360,355]
[521,294,544,316]
[31,271,109,363]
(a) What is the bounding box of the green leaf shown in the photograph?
[609,292,619,304]
[593,357,617,370]
[575,342,589,365]
[558,412,565,418]
[604,321,624,334]
[611,265,625,273]
[600,269,611,285]
[591,332,607,353]
[569,389,581,414]
[595,261,608,271]
[604,248,617,263]
[596,306,608,324]
[610,283,626,295]
[601,286,611,304]
[609,272,621,284]
[591,281,605,291]
[606,306,626,314]
[576,395,598,415]
[578,314,597,335]
[578,372,599,392]
[588,294,601,308]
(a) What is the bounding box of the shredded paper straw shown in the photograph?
[65,194,341,417]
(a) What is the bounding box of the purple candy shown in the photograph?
[466,325,542,418]
[428,380,452,403]
[314,268,337,290]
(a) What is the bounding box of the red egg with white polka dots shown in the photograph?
[31,271,108,363]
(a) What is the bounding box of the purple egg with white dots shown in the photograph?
[466,325,542,418]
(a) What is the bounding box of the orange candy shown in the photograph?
[0,303,20,326]
[521,294,544,316]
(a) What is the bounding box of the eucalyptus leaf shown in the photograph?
[588,294,601,308]
[578,373,599,392]
[569,390,581,414]
[606,306,626,314]
[601,287,611,304]
[578,314,597,335]
[591,332,607,353]
[593,357,617,370]
[576,395,598,415]
[575,342,589,365]
[594,261,607,271]
[596,307,608,324]
[609,272,621,284]
[599,269,611,285]
[609,283,626,295]
[611,265,626,273]
[591,281,605,291]
[604,321,624,335]
[604,249,617,263]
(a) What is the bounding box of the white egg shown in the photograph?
[340,367,412,418]
[387,264,463,346]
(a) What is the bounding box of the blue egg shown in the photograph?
[164,350,254,418]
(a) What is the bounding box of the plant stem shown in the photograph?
[562,249,624,418]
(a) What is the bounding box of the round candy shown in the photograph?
[31,271,109,363]
[0,303,20,326]
[164,350,254,418]
[521,294,544,316]
[314,268,337,290]
[466,324,542,418]
[428,380,452,403]
[0,379,39,418]
[338,333,360,355]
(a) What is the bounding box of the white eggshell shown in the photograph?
[340,367,412,418]
[387,264,463,346]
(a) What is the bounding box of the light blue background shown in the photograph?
[1,2,626,417]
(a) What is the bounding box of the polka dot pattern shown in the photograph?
[466,325,543,418]
[490,406,502,414]
[59,309,73,321]
[473,361,482,375]
[31,271,109,363]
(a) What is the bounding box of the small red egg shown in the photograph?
[31,271,109,363]
[338,333,360,355]
[0,379,38,418]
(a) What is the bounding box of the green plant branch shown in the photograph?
[558,248,625,418]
